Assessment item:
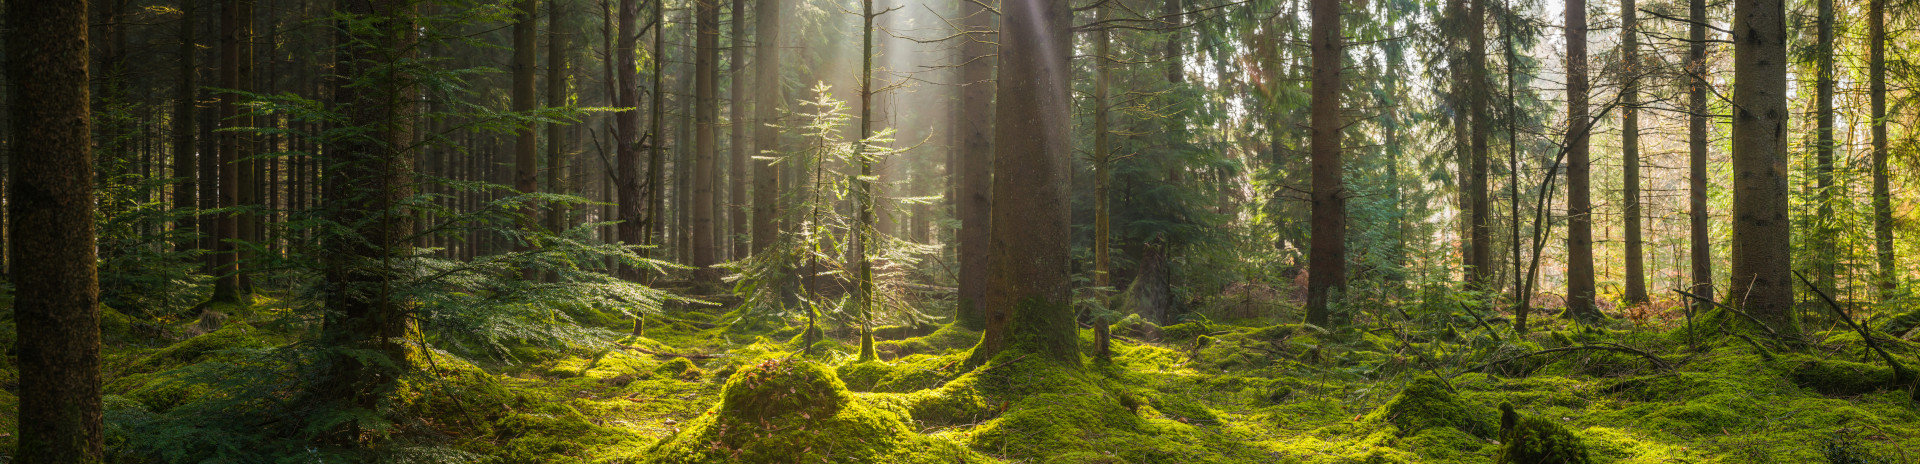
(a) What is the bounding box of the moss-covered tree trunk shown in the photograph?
[7,1,104,460]
[968,0,1076,367]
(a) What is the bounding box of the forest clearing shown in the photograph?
[4,0,1920,460]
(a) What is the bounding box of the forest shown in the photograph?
[3,0,1920,460]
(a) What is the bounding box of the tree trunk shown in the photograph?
[615,0,642,278]
[1305,0,1343,327]
[234,0,257,295]
[856,0,880,361]
[1688,0,1713,310]
[1808,0,1836,297]
[1870,0,1893,298]
[1565,0,1597,321]
[729,0,750,260]
[1091,0,1112,358]
[513,0,540,219]
[966,0,1075,367]
[7,1,104,460]
[1467,0,1491,292]
[1622,0,1647,304]
[752,0,783,254]
[693,0,720,282]
[1730,0,1794,328]
[546,0,572,234]
[212,0,245,303]
[174,0,200,255]
[647,0,669,261]
[954,0,994,330]
[321,0,419,438]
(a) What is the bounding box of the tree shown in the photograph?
[693,0,720,282]
[546,0,572,234]
[615,0,642,279]
[1467,0,1490,292]
[7,1,105,460]
[968,0,1074,366]
[1870,0,1893,298]
[1730,0,1793,328]
[1091,0,1114,358]
[1621,0,1647,304]
[173,0,200,255]
[513,0,540,213]
[1304,0,1344,327]
[728,0,749,259]
[1808,0,1836,296]
[1687,0,1713,307]
[319,0,420,437]
[1565,0,1598,321]
[211,0,251,303]
[954,0,994,330]
[752,0,783,254]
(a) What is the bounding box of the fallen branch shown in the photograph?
[1795,271,1911,382]
[1457,342,1673,378]
[1672,288,1785,342]
[619,344,725,359]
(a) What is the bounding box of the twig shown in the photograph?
[1795,271,1911,382]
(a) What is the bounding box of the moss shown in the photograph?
[644,358,982,463]
[1109,313,1161,340]
[875,323,981,358]
[120,322,268,374]
[1788,356,1900,396]
[1494,403,1592,464]
[1364,376,1495,439]
[1160,322,1212,342]
[835,354,959,393]
[652,357,704,381]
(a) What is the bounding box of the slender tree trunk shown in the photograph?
[7,2,104,460]
[1305,0,1343,327]
[547,0,572,234]
[1091,1,1113,358]
[856,0,880,361]
[1688,0,1713,309]
[235,0,257,295]
[693,0,720,282]
[647,0,668,263]
[513,0,541,222]
[174,0,200,254]
[1622,0,1647,304]
[1808,0,1836,297]
[751,0,783,254]
[1467,0,1491,292]
[1730,0,1794,328]
[1870,0,1893,298]
[954,0,994,330]
[966,0,1074,367]
[728,0,750,259]
[1566,0,1597,321]
[211,0,247,303]
[615,0,642,278]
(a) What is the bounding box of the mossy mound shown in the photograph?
[1787,356,1902,396]
[1495,403,1592,464]
[836,353,960,393]
[875,323,982,358]
[1365,376,1496,439]
[645,358,980,463]
[120,322,269,374]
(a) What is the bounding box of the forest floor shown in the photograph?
[5,292,1920,463]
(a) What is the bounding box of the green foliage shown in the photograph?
[1495,403,1593,464]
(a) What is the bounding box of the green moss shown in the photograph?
[1364,377,1495,439]
[652,357,704,381]
[1495,404,1592,464]
[120,322,268,374]
[1161,322,1212,342]
[1789,356,1900,396]
[875,323,981,358]
[836,354,960,393]
[1109,314,1160,340]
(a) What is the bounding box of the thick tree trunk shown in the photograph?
[1688,0,1713,309]
[693,0,720,282]
[211,0,246,303]
[729,0,750,260]
[1730,0,1794,328]
[1870,0,1893,298]
[234,0,257,294]
[1622,0,1647,304]
[967,0,1074,366]
[751,0,783,254]
[1466,0,1491,292]
[320,0,418,439]
[1305,0,1343,327]
[1565,0,1597,321]
[7,1,104,460]
[954,0,994,330]
[1092,1,1112,358]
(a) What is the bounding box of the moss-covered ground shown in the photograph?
[4,296,1919,463]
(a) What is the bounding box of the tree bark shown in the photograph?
[1622,0,1647,304]
[546,0,572,234]
[1870,0,1893,298]
[615,0,642,278]
[1467,0,1491,292]
[1092,0,1113,357]
[693,0,720,282]
[752,0,783,254]
[513,0,541,218]
[1565,0,1597,321]
[1730,0,1794,328]
[174,0,200,255]
[728,0,750,260]
[7,1,104,460]
[1305,0,1344,327]
[954,0,994,330]
[1687,0,1713,310]
[966,0,1075,367]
